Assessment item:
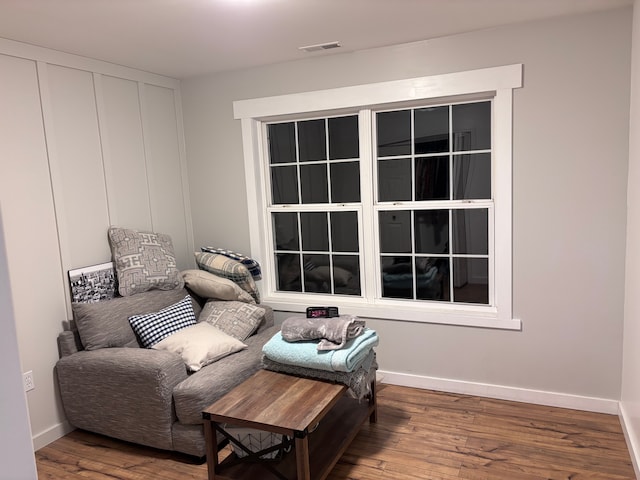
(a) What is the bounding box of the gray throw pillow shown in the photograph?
[108,226,184,297]
[199,300,266,341]
[74,288,199,350]
[182,269,255,304]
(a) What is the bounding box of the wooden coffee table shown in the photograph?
[202,369,377,480]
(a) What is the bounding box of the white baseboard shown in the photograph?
[32,420,74,451]
[619,403,640,479]
[379,370,619,414]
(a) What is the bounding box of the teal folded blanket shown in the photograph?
[262,328,379,373]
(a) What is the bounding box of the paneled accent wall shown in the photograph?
[0,39,193,448]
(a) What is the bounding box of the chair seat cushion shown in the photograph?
[172,324,280,425]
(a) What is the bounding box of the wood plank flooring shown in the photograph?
[36,384,636,479]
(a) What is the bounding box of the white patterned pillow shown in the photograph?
[153,322,247,371]
[108,226,184,297]
[129,296,196,348]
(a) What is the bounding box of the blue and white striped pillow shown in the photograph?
[129,295,196,348]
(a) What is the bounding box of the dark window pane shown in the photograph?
[298,119,326,162]
[331,211,359,252]
[415,106,449,154]
[452,209,488,255]
[415,156,449,201]
[416,257,448,301]
[301,212,329,251]
[300,164,328,203]
[453,153,491,200]
[415,210,449,254]
[330,162,360,203]
[378,158,411,202]
[276,253,301,292]
[333,255,360,295]
[303,254,330,293]
[452,102,491,151]
[329,116,359,160]
[271,166,298,204]
[377,110,411,157]
[272,212,299,251]
[304,255,358,295]
[379,210,411,253]
[381,256,413,299]
[453,258,488,304]
[268,123,296,164]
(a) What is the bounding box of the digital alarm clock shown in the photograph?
[306,306,339,318]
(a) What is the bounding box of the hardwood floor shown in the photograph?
[36,384,636,479]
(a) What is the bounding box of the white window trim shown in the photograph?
[234,64,522,330]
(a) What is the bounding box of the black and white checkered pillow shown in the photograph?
[129,296,196,348]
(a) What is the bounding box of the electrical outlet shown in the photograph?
[23,371,35,392]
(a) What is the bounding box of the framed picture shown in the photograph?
[68,262,118,303]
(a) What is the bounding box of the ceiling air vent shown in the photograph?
[298,41,341,53]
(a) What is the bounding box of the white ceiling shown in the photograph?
[0,0,632,79]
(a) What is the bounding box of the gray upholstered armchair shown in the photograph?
[56,287,277,457]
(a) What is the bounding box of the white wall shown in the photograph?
[0,39,193,449]
[621,0,640,474]
[182,8,631,407]
[0,208,38,480]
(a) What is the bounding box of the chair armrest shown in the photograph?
[56,347,189,451]
[58,330,82,357]
[256,304,274,333]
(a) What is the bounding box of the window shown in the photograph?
[268,116,362,296]
[234,65,522,329]
[375,102,492,305]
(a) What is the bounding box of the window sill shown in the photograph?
[261,294,521,331]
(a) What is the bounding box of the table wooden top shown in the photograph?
[202,370,347,435]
